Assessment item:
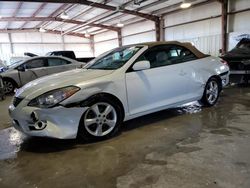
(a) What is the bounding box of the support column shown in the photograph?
[160,16,165,41]
[155,17,161,41]
[221,0,228,54]
[61,35,65,51]
[8,33,14,54]
[117,29,122,47]
[90,35,95,57]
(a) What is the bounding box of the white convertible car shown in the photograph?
[9,41,229,141]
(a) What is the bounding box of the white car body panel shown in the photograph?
[9,43,230,139]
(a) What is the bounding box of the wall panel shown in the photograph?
[0,32,92,64]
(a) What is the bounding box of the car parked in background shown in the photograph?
[0,60,7,73]
[9,41,229,141]
[221,38,250,83]
[0,56,85,94]
[25,50,95,63]
[0,75,4,100]
[47,51,95,63]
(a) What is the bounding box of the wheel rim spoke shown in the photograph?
[92,105,100,116]
[103,105,112,116]
[95,124,103,136]
[105,119,116,128]
[208,94,212,101]
[85,118,97,127]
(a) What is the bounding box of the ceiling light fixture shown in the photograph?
[60,12,69,19]
[39,28,46,33]
[180,0,191,9]
[116,22,124,28]
[84,31,90,37]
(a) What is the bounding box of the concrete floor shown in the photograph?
[0,86,250,188]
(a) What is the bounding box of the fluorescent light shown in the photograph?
[39,28,46,33]
[84,31,90,37]
[180,1,191,9]
[116,22,124,27]
[60,12,69,19]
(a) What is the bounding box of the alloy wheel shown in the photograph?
[4,81,14,94]
[84,102,117,137]
[206,80,219,104]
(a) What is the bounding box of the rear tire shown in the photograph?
[200,77,220,107]
[77,95,123,142]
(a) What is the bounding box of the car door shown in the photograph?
[18,58,47,85]
[171,45,202,98]
[46,57,76,75]
[125,45,195,115]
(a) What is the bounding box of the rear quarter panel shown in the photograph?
[190,56,229,88]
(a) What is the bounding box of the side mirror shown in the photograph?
[17,66,25,72]
[132,60,150,71]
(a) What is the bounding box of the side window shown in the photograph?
[137,46,172,68]
[47,58,70,67]
[24,59,45,69]
[173,46,197,63]
[135,45,198,69]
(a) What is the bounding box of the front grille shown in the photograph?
[13,97,23,107]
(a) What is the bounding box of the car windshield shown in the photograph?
[8,60,25,68]
[87,46,142,70]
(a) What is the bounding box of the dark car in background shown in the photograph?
[46,51,95,63]
[222,38,250,83]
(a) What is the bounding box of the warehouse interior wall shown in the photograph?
[94,0,250,57]
[122,20,156,46]
[93,30,119,57]
[164,1,222,56]
[93,20,156,56]
[164,0,250,56]
[1,0,250,64]
[0,32,92,65]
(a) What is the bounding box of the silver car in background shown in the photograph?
[0,75,4,100]
[0,56,85,94]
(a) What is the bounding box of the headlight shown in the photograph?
[28,86,80,108]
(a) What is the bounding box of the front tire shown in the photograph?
[78,96,123,142]
[3,79,16,94]
[200,77,220,107]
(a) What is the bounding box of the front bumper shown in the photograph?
[9,100,88,139]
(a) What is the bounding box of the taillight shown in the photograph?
[221,59,228,66]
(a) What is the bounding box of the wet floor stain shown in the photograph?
[210,129,233,136]
[0,128,24,160]
[0,86,250,187]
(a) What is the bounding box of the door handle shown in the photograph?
[179,70,187,76]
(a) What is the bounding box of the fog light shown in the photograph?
[34,121,47,130]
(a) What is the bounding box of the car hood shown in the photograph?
[16,69,114,99]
